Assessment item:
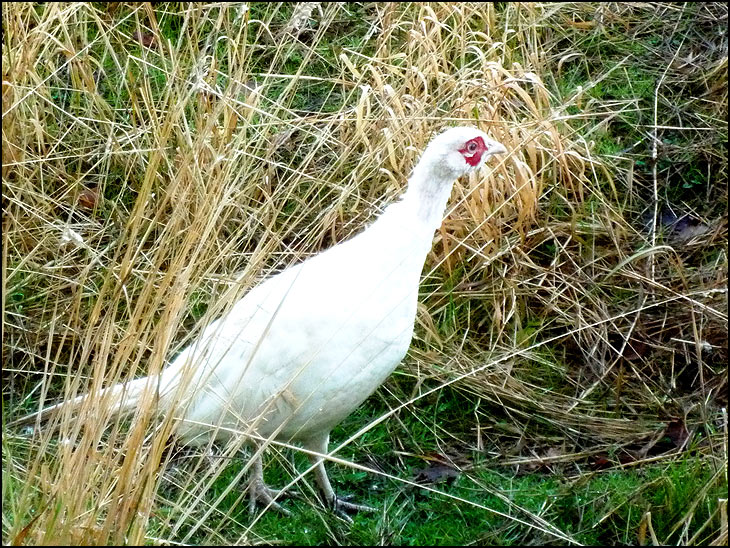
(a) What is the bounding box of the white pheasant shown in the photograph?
[15,126,507,518]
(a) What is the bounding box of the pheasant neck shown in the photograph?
[401,157,457,235]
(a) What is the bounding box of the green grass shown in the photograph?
[146,394,726,545]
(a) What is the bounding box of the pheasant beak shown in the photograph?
[486,140,508,157]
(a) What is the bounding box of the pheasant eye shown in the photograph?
[467,141,477,153]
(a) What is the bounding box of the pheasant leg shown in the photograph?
[248,455,292,516]
[306,435,376,522]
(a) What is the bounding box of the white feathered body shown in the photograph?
[156,198,433,446]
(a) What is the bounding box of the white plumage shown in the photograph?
[17,126,507,518]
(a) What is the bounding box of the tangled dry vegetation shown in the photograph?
[2,2,727,545]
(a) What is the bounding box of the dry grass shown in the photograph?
[2,2,727,545]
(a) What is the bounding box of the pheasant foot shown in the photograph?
[328,493,376,522]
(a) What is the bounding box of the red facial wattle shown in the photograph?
[459,136,487,167]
